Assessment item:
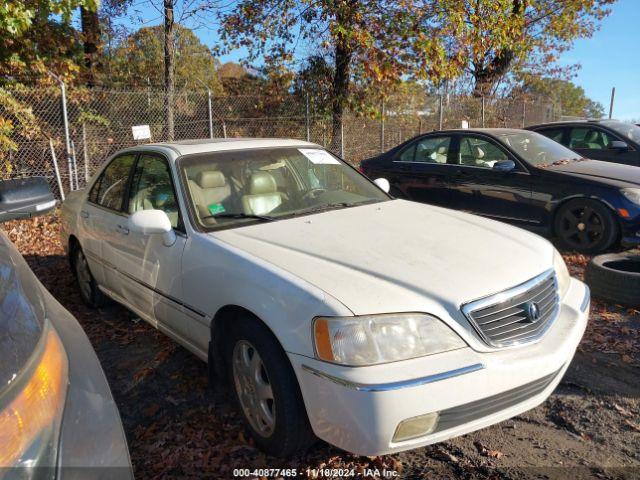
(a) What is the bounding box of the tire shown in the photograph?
[554,199,618,254]
[585,253,640,307]
[71,245,107,308]
[224,317,315,457]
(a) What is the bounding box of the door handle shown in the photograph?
[80,210,89,218]
[116,224,129,235]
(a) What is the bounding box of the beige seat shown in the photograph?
[241,172,282,216]
[188,170,231,219]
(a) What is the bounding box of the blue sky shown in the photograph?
[557,0,639,120]
[113,0,639,120]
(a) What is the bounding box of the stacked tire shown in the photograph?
[585,253,640,307]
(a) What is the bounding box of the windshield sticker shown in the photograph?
[208,203,226,215]
[298,148,341,165]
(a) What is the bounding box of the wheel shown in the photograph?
[225,317,315,457]
[72,246,107,308]
[553,199,618,253]
[585,253,640,307]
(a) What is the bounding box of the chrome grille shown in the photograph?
[462,270,559,348]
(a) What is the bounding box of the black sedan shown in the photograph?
[0,178,132,477]
[361,128,640,253]
[527,119,640,167]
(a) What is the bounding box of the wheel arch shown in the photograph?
[68,234,81,268]
[550,194,621,237]
[208,304,288,382]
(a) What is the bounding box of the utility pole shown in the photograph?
[608,87,615,119]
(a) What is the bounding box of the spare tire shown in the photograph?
[585,253,640,307]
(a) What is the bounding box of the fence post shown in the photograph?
[521,97,526,128]
[438,93,444,130]
[380,99,385,153]
[48,71,73,191]
[71,140,79,191]
[481,96,486,128]
[305,92,310,142]
[340,117,345,159]
[49,139,65,201]
[82,122,89,183]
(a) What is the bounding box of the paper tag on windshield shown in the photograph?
[298,148,340,165]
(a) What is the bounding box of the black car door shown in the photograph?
[388,134,457,208]
[448,134,535,225]
[568,126,639,166]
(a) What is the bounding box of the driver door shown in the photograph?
[450,134,534,225]
[108,153,188,332]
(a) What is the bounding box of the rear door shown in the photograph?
[80,153,137,288]
[389,134,457,208]
[568,126,639,166]
[449,134,534,225]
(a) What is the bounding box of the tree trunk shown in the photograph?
[80,6,101,86]
[471,0,523,97]
[331,42,352,155]
[164,0,175,141]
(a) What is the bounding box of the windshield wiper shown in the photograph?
[202,212,275,222]
[291,199,378,216]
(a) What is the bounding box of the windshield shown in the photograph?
[179,147,389,229]
[601,120,640,143]
[495,130,582,167]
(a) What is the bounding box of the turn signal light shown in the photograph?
[0,328,68,466]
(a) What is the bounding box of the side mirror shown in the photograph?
[610,140,629,150]
[493,160,516,172]
[373,178,391,193]
[0,177,56,223]
[128,209,176,246]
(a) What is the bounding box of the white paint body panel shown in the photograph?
[60,139,589,456]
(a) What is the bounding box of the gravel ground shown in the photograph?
[5,214,640,480]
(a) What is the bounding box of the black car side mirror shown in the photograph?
[0,177,56,223]
[493,160,516,172]
[610,140,629,150]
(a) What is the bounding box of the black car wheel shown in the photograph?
[225,315,315,457]
[72,246,107,308]
[554,199,618,254]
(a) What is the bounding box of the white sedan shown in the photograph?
[61,139,590,457]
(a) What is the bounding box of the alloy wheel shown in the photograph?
[558,205,605,250]
[232,340,276,437]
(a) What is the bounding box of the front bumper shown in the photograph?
[289,278,589,456]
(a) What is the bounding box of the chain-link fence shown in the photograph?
[1,83,559,198]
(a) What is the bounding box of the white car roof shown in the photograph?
[139,138,321,157]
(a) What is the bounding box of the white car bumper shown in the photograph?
[289,278,589,456]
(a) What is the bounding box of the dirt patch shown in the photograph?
[4,214,640,479]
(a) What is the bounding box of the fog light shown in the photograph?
[392,412,439,443]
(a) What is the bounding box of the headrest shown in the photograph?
[248,172,277,195]
[196,171,226,189]
[474,146,485,158]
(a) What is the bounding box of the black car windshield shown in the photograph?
[496,130,582,167]
[179,146,389,229]
[601,120,640,143]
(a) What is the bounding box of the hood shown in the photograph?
[213,200,554,318]
[0,233,45,389]
[541,159,640,187]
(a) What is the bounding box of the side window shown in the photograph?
[458,136,508,168]
[569,127,616,150]
[128,155,180,229]
[537,128,565,145]
[90,154,136,211]
[397,144,416,162]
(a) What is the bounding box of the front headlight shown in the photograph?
[313,313,465,366]
[0,326,68,467]
[621,188,640,206]
[553,248,570,300]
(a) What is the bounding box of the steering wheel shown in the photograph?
[301,188,327,201]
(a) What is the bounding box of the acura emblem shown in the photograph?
[524,301,541,323]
